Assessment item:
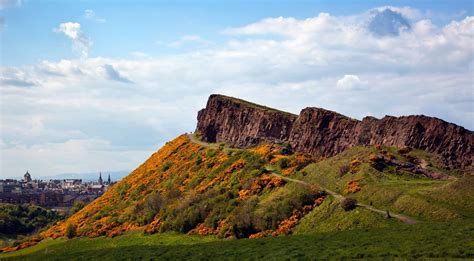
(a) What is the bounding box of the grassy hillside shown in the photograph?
[2,134,472,257]
[296,145,473,223]
[27,135,319,242]
[2,220,473,260]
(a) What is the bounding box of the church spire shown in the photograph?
[98,172,103,185]
[24,170,32,182]
[107,173,111,184]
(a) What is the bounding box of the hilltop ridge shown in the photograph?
[197,94,473,170]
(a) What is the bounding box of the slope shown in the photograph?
[6,134,320,247]
[2,134,472,253]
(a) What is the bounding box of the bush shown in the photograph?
[206,149,218,158]
[341,198,358,211]
[406,155,419,164]
[145,192,163,213]
[195,156,203,166]
[266,153,274,162]
[65,224,77,239]
[206,162,215,169]
[69,200,85,216]
[117,183,130,199]
[368,154,380,162]
[161,161,173,171]
[398,147,411,154]
[254,185,318,231]
[278,158,290,169]
[338,165,350,177]
[280,143,293,155]
[368,154,385,171]
[230,200,257,238]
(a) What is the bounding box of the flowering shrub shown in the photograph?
[346,180,361,193]
[350,159,361,173]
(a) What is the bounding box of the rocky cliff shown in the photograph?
[196,94,297,147]
[196,94,473,170]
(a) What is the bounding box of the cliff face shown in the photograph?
[196,94,297,147]
[289,109,473,169]
[288,108,359,157]
[196,95,474,169]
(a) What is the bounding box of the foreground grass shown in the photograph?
[2,220,473,260]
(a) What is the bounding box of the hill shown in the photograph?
[33,134,322,241]
[197,94,473,169]
[1,94,473,258]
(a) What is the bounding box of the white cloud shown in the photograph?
[1,7,473,178]
[54,22,92,58]
[336,75,368,90]
[223,14,337,37]
[84,9,106,23]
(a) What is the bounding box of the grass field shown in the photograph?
[1,219,473,260]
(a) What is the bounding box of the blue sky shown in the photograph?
[2,0,472,65]
[1,0,473,178]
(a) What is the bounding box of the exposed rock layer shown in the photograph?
[196,95,297,147]
[196,94,473,169]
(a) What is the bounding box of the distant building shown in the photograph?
[24,171,32,182]
[62,179,82,189]
[0,171,116,208]
[0,179,19,193]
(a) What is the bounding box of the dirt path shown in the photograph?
[186,134,417,225]
[187,133,220,149]
[269,172,417,225]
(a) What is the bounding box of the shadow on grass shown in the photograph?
[4,220,474,260]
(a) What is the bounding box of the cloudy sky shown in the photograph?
[1,0,473,178]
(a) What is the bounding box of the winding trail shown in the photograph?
[186,133,417,225]
[187,133,220,149]
[269,171,417,225]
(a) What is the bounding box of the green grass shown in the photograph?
[298,146,473,221]
[293,196,397,234]
[2,220,473,260]
[214,94,297,118]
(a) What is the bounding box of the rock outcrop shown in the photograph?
[196,94,473,170]
[196,94,297,147]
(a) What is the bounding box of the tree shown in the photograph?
[69,200,85,216]
[65,224,77,239]
[145,192,163,213]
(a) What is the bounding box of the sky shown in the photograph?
[0,0,473,178]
